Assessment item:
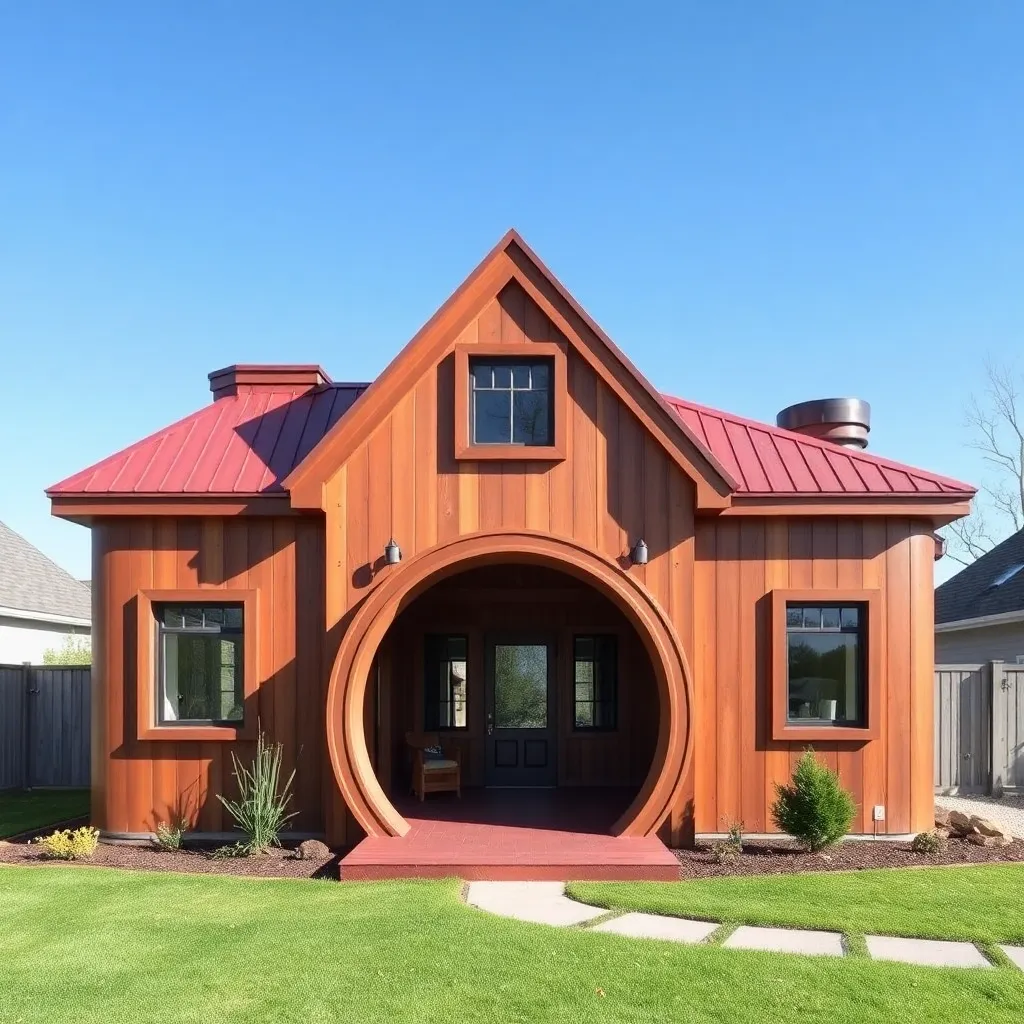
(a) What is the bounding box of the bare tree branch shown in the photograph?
[946,359,1024,566]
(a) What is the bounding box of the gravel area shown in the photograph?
[0,838,337,879]
[673,835,1024,878]
[935,793,1024,839]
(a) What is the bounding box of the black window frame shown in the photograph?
[156,603,245,727]
[573,634,618,731]
[784,602,866,728]
[424,634,469,731]
[469,356,554,447]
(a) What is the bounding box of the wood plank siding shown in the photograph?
[86,278,939,846]
[692,517,936,835]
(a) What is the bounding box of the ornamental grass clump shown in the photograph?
[36,826,100,860]
[771,749,855,851]
[217,731,296,854]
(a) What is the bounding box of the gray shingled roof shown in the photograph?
[936,527,1024,624]
[0,521,91,623]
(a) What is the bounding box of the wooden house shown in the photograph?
[48,231,974,877]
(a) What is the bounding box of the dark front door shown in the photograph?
[485,637,557,786]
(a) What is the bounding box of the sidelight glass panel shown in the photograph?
[493,644,547,728]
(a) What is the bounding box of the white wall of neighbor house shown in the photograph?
[0,616,91,665]
[935,621,1024,665]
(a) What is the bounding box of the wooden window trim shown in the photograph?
[770,588,881,743]
[454,341,567,461]
[136,588,259,742]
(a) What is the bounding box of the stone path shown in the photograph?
[465,881,1024,971]
[935,793,1024,839]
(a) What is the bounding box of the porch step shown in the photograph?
[340,832,679,882]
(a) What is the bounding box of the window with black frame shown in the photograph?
[574,635,617,730]
[785,604,865,726]
[157,605,244,725]
[470,358,553,445]
[424,635,468,730]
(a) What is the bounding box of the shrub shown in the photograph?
[771,749,855,851]
[36,826,100,860]
[712,821,745,863]
[217,730,297,854]
[911,829,947,855]
[209,841,250,859]
[153,817,187,851]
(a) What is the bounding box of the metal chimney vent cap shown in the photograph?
[776,398,871,449]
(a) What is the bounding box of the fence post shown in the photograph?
[990,660,1007,797]
[21,661,33,789]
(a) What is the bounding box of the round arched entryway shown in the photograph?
[326,531,693,839]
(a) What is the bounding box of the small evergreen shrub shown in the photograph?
[217,730,297,854]
[771,749,855,851]
[911,828,947,855]
[36,826,100,860]
[154,818,187,851]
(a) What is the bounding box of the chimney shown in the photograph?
[776,398,871,449]
[208,364,332,400]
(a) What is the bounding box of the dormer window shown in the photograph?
[471,358,553,446]
[454,342,567,461]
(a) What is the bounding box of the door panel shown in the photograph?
[486,638,556,786]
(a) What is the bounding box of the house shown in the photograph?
[936,528,1024,664]
[0,520,91,664]
[47,231,974,874]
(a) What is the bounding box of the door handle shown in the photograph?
[487,712,493,736]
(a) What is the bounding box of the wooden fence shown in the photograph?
[935,661,1024,796]
[0,664,90,789]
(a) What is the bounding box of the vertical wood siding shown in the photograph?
[91,517,324,836]
[693,518,936,835]
[88,278,939,844]
[323,280,697,844]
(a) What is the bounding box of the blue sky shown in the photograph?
[1,3,1021,583]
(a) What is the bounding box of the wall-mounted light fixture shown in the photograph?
[384,538,402,565]
[630,539,648,566]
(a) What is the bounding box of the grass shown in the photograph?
[0,866,1023,1023]
[568,863,1024,946]
[0,788,89,838]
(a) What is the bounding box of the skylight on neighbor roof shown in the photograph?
[991,563,1024,588]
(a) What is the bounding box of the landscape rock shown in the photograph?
[969,816,1006,838]
[292,839,331,861]
[933,807,951,828]
[966,832,1013,848]
[947,810,974,836]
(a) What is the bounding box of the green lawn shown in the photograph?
[0,788,89,838]
[1,867,1023,1023]
[569,864,1024,946]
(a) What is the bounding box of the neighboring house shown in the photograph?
[935,528,1024,665]
[0,520,91,663]
[47,230,974,864]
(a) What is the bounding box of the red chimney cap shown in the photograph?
[208,364,333,399]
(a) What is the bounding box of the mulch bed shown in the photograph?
[0,834,337,879]
[674,836,1024,879]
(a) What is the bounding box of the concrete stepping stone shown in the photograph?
[592,912,718,944]
[466,881,604,926]
[724,925,844,957]
[999,945,1024,971]
[865,935,991,969]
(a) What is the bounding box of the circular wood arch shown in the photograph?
[326,531,693,839]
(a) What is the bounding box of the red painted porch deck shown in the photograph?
[339,788,680,881]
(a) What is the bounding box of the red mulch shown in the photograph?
[0,835,337,879]
[674,836,1024,879]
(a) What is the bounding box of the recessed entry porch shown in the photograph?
[339,563,679,880]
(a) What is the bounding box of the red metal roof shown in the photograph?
[47,377,973,500]
[48,383,366,496]
[663,395,973,497]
